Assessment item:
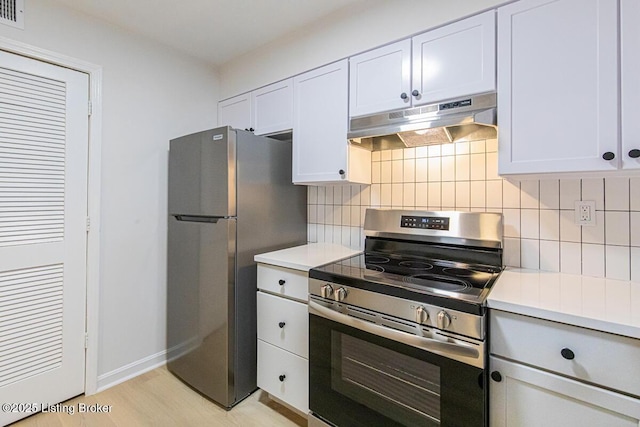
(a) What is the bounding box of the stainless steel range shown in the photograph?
[308,209,503,427]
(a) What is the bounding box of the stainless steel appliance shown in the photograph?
[166,126,307,408]
[308,209,503,427]
[348,92,496,150]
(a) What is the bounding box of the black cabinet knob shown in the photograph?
[561,348,575,360]
[278,279,285,286]
[400,92,408,100]
[412,90,420,97]
[279,374,286,382]
[249,127,255,132]
[490,371,502,382]
[339,169,345,176]
[629,149,640,159]
[602,152,615,161]
[278,321,285,328]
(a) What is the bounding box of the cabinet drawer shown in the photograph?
[257,291,308,358]
[257,264,308,302]
[257,340,308,414]
[491,310,640,397]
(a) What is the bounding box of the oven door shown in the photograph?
[308,300,486,427]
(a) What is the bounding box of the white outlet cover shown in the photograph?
[575,200,596,226]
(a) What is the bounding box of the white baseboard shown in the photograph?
[95,349,167,393]
[94,338,201,393]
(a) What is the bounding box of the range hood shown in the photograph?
[348,92,497,151]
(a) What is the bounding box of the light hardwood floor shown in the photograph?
[11,366,307,427]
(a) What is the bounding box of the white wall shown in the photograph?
[0,0,219,388]
[218,0,507,99]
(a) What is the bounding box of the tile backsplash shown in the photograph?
[307,139,640,282]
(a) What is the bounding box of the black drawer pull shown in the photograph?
[602,152,615,161]
[279,374,286,382]
[278,279,285,286]
[629,149,640,158]
[561,348,575,360]
[278,322,285,328]
[490,371,502,382]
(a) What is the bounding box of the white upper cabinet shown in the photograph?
[252,79,293,136]
[348,11,495,118]
[497,0,619,175]
[218,80,293,136]
[293,60,371,185]
[218,92,252,131]
[412,11,496,106]
[349,39,412,117]
[622,0,640,170]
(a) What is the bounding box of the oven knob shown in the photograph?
[437,311,452,329]
[334,287,348,302]
[415,306,429,324]
[320,284,334,299]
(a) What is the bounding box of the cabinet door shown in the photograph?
[293,60,349,184]
[497,0,618,175]
[218,93,252,131]
[252,79,293,136]
[622,0,640,169]
[349,39,411,117]
[257,340,308,413]
[412,11,496,105]
[257,291,308,358]
[490,357,640,427]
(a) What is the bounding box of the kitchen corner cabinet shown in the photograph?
[218,92,252,131]
[489,310,640,426]
[256,264,309,414]
[348,11,495,118]
[218,79,293,136]
[497,0,625,175]
[293,60,371,185]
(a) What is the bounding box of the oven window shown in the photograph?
[332,331,441,426]
[310,313,485,427]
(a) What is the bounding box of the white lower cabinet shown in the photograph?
[257,263,309,414]
[490,357,640,427]
[257,340,308,414]
[489,310,640,426]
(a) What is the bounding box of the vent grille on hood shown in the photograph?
[0,0,23,29]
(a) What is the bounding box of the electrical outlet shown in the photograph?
[575,201,596,226]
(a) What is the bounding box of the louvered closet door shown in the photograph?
[0,50,88,426]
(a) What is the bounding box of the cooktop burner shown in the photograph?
[362,252,499,289]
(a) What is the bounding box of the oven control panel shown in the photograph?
[401,215,450,230]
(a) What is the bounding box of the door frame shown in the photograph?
[0,36,103,395]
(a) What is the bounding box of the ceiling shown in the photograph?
[51,0,364,67]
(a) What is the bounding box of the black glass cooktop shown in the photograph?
[310,250,503,313]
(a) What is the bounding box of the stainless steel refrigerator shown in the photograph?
[166,126,307,408]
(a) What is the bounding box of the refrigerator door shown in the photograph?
[166,215,237,407]
[168,126,236,217]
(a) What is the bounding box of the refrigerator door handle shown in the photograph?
[172,214,226,223]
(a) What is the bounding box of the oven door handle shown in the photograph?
[309,300,482,365]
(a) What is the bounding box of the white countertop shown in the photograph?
[254,243,360,271]
[488,268,640,339]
